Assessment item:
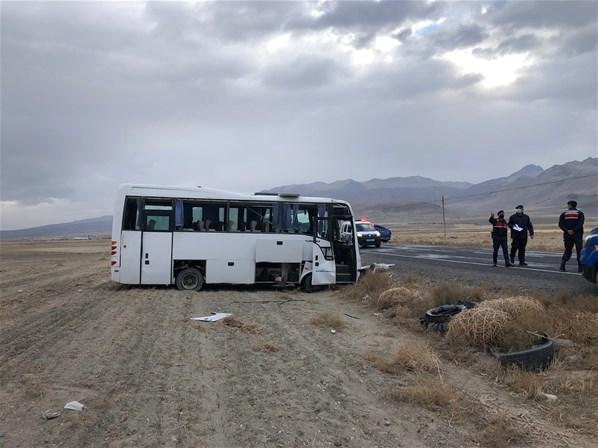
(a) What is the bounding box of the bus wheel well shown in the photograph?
[174,259,206,277]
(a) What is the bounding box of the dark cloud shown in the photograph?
[484,0,598,29]
[560,23,598,56]
[427,24,489,50]
[294,0,444,32]
[1,1,596,229]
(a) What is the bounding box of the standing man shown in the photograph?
[489,210,511,267]
[508,205,534,266]
[559,200,585,272]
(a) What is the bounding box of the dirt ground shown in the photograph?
[1,240,597,447]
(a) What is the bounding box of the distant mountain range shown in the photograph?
[1,158,596,239]
[271,157,597,219]
[1,216,112,240]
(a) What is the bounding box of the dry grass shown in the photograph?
[480,296,545,317]
[254,340,280,352]
[367,341,441,375]
[342,270,395,303]
[479,296,550,351]
[447,307,510,349]
[310,312,347,330]
[390,379,461,411]
[222,317,263,334]
[498,366,545,399]
[430,281,488,304]
[477,413,527,448]
[447,295,598,351]
[391,222,597,252]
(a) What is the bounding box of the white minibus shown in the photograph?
[111,184,361,291]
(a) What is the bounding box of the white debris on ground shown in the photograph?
[190,312,233,322]
[64,401,85,412]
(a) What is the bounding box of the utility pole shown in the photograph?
[441,195,447,240]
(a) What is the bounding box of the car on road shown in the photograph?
[580,227,598,284]
[355,221,381,248]
[374,224,392,242]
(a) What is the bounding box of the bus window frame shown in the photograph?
[142,197,175,232]
[121,196,341,240]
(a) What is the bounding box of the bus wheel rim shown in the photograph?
[183,274,198,288]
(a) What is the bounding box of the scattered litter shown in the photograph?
[373,312,381,317]
[190,312,232,322]
[64,401,85,412]
[330,329,337,334]
[77,289,83,292]
[369,263,395,271]
[17,289,23,293]
[41,410,62,420]
[541,392,558,401]
[344,313,361,320]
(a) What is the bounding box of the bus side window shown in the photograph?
[123,197,141,231]
[281,204,317,235]
[143,199,173,232]
[228,204,273,232]
[183,202,225,231]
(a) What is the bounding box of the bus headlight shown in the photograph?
[375,231,381,237]
[357,232,363,237]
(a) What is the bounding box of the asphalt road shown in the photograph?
[361,244,597,296]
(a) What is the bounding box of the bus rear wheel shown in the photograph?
[176,268,204,291]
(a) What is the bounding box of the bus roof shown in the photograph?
[117,184,349,205]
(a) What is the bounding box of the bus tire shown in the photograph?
[176,268,204,291]
[301,274,314,293]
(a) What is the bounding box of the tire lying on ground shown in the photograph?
[495,337,554,371]
[420,302,476,334]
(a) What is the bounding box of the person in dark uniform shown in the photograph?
[508,205,534,266]
[559,200,585,272]
[489,210,511,267]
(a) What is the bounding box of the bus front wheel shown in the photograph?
[301,273,314,293]
[176,268,204,291]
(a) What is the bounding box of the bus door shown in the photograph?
[119,197,142,284]
[141,199,173,285]
[312,205,336,285]
[312,240,336,285]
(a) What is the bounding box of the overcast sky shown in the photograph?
[1,1,597,229]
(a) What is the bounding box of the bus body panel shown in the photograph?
[312,243,336,285]
[116,230,142,284]
[206,259,255,284]
[256,239,304,263]
[141,232,173,285]
[173,232,267,260]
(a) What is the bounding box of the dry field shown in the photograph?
[389,222,597,252]
[1,240,597,447]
